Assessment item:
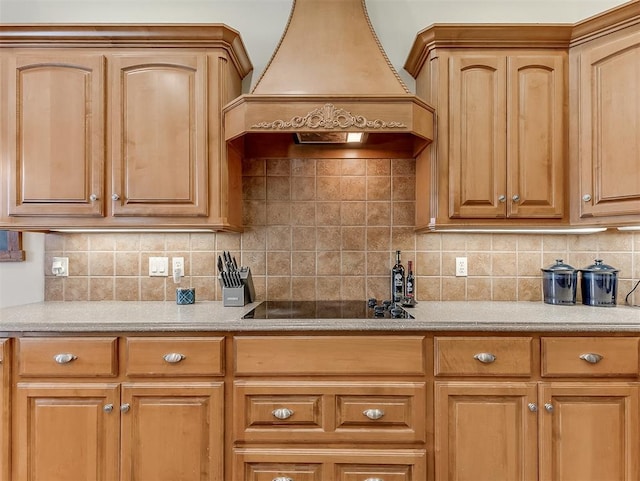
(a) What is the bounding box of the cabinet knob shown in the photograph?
[528,403,537,412]
[512,194,520,202]
[111,193,120,201]
[53,353,77,364]
[582,193,592,202]
[89,194,98,202]
[103,404,114,413]
[120,403,130,413]
[473,352,496,364]
[498,195,506,203]
[363,408,385,420]
[544,402,553,413]
[272,477,294,481]
[163,353,186,363]
[272,408,294,420]
[579,353,603,364]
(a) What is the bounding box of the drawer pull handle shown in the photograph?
[473,352,496,364]
[364,478,384,481]
[272,408,294,420]
[272,478,293,481]
[103,404,114,413]
[544,402,553,413]
[54,353,77,364]
[363,408,385,420]
[163,353,186,363]
[528,403,537,412]
[579,353,603,364]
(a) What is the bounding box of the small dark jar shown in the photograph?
[541,259,577,305]
[580,259,619,307]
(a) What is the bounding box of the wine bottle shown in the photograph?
[406,260,415,301]
[391,250,405,303]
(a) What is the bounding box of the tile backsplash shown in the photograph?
[44,157,640,303]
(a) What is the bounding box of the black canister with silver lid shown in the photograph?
[580,259,619,307]
[541,259,577,305]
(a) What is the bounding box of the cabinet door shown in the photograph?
[577,30,640,220]
[539,382,639,481]
[3,53,105,217]
[507,54,565,218]
[110,53,208,217]
[0,340,8,481]
[13,382,120,481]
[120,382,224,481]
[448,54,507,218]
[435,381,538,481]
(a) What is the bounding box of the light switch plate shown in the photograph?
[149,257,169,277]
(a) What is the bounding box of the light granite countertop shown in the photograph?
[1,300,640,333]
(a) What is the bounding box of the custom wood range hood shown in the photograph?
[223,0,434,160]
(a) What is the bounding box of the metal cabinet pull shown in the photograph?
[272,477,293,481]
[272,408,294,420]
[528,403,537,412]
[363,408,385,420]
[498,195,506,203]
[473,352,496,364]
[163,353,186,363]
[364,478,384,481]
[89,194,98,201]
[103,404,114,413]
[582,193,592,202]
[579,353,603,364]
[544,402,553,413]
[111,193,120,201]
[512,194,520,202]
[120,403,130,413]
[53,353,77,364]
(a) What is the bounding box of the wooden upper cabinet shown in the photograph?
[4,53,105,217]
[571,23,640,224]
[110,53,208,217]
[0,25,252,231]
[406,26,571,230]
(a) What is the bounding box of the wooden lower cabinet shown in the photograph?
[435,381,539,481]
[13,382,121,481]
[539,383,639,481]
[0,340,10,481]
[120,382,224,481]
[233,448,427,481]
[12,381,224,481]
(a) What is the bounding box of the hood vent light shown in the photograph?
[295,131,366,145]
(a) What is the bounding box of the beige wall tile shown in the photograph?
[89,277,114,301]
[267,251,291,276]
[317,251,341,276]
[267,276,292,300]
[115,252,140,276]
[467,278,492,301]
[292,227,317,251]
[267,158,291,176]
[367,177,391,201]
[115,277,140,301]
[316,202,341,225]
[342,276,365,299]
[266,202,292,225]
[292,158,316,176]
[141,277,166,301]
[45,277,63,301]
[342,159,366,176]
[64,277,89,301]
[89,252,114,276]
[341,227,365,251]
[367,159,391,176]
[492,278,517,301]
[266,176,291,200]
[291,177,316,200]
[292,251,316,276]
[341,177,366,200]
[342,251,366,276]
[317,177,341,200]
[342,202,366,225]
[290,202,316,226]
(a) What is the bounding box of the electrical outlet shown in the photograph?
[52,257,69,277]
[149,257,169,277]
[455,257,468,277]
[172,257,184,277]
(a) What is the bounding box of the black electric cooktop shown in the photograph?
[242,300,414,320]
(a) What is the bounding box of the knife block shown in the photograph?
[219,268,255,307]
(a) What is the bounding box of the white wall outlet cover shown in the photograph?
[455,257,468,277]
[52,257,69,277]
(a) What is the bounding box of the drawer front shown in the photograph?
[234,449,426,481]
[234,381,425,444]
[234,336,425,376]
[434,337,533,376]
[125,337,224,376]
[17,337,117,377]
[542,337,640,377]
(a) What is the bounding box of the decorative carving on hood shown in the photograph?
[251,103,407,130]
